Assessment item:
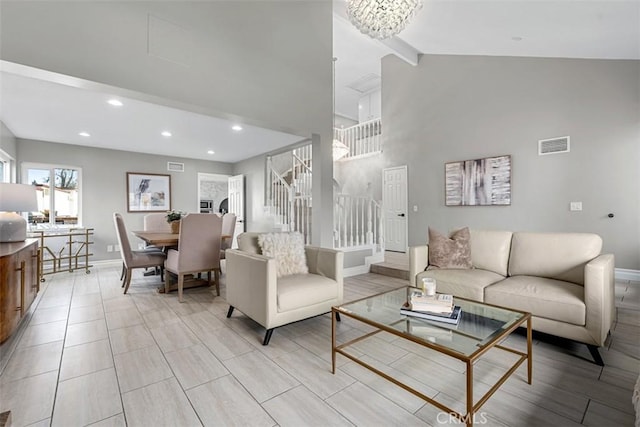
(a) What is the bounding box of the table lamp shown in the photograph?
[0,183,38,242]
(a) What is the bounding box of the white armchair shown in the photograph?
[225,232,343,345]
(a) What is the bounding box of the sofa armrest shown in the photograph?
[225,249,278,328]
[584,253,615,347]
[409,245,429,286]
[305,246,344,303]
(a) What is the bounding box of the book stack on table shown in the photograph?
[401,292,462,325]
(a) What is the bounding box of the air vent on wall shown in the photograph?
[538,136,570,155]
[167,161,184,172]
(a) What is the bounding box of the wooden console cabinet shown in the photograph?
[0,239,39,344]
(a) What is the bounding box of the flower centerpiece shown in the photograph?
[166,210,186,233]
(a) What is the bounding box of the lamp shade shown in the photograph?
[0,183,38,212]
[0,183,38,242]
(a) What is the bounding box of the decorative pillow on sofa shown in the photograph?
[428,227,473,269]
[258,232,309,278]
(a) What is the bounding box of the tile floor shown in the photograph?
[0,260,638,426]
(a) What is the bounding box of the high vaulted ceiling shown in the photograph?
[1,1,638,163]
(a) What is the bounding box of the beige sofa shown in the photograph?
[409,230,615,365]
[226,232,343,345]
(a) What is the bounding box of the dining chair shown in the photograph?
[164,213,223,302]
[220,213,237,261]
[142,212,172,274]
[113,213,166,294]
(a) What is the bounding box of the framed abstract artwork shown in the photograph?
[445,155,511,206]
[126,172,171,212]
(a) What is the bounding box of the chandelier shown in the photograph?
[347,0,423,40]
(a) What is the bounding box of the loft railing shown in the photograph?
[334,194,383,252]
[334,118,382,160]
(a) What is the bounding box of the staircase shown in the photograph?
[265,144,313,244]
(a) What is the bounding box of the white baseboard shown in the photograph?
[615,268,640,283]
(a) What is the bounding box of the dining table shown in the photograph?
[132,231,231,248]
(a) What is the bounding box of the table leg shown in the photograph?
[527,316,533,384]
[466,361,473,427]
[331,308,337,374]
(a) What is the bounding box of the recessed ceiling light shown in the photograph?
[207,150,215,155]
[232,125,243,131]
[107,99,123,107]
[79,131,90,137]
[161,131,172,137]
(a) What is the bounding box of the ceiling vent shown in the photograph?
[538,136,570,155]
[346,73,381,94]
[167,161,184,172]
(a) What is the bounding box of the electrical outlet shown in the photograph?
[114,244,121,252]
[413,205,418,212]
[570,202,583,211]
[107,245,113,252]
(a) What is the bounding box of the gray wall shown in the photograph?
[17,139,232,261]
[382,54,640,269]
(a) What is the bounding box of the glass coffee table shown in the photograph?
[332,287,532,426]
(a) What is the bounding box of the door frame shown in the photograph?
[382,165,408,253]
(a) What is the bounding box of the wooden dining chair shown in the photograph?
[164,213,223,302]
[113,213,166,294]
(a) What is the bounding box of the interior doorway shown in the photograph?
[382,165,408,252]
[197,173,229,214]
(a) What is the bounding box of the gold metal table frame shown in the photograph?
[331,287,532,427]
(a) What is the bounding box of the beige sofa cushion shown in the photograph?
[417,268,505,301]
[485,275,586,326]
[508,232,602,285]
[470,230,513,276]
[277,274,339,312]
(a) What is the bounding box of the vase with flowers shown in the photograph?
[166,210,186,234]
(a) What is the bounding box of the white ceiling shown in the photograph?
[1,1,638,163]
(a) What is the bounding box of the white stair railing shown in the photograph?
[334,118,382,160]
[334,194,384,252]
[268,168,291,228]
[265,143,313,244]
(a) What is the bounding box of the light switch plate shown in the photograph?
[413,205,418,212]
[570,202,583,211]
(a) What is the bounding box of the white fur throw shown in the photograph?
[258,232,308,278]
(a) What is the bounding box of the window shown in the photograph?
[22,163,82,227]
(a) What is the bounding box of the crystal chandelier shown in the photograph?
[347,0,422,40]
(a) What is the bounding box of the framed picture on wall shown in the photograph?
[126,172,171,212]
[445,155,511,206]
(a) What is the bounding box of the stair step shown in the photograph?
[369,264,409,281]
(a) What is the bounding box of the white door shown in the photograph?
[383,166,408,252]
[228,174,244,248]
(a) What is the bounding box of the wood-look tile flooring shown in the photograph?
[0,259,638,426]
